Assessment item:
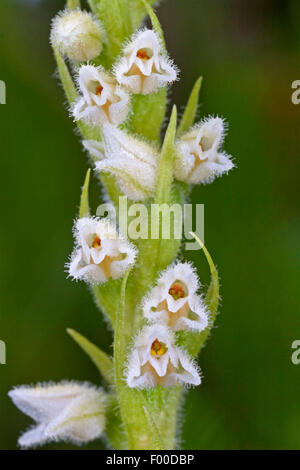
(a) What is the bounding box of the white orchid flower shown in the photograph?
[174,117,234,184]
[143,262,208,332]
[114,29,178,95]
[73,65,130,126]
[68,216,137,284]
[126,324,201,388]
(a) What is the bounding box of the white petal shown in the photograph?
[198,117,225,150]
[174,295,209,332]
[82,139,104,159]
[18,424,49,449]
[95,156,156,201]
[164,348,201,387]
[175,349,201,386]
[72,96,88,122]
[70,261,108,284]
[126,350,147,388]
[45,389,106,444]
[108,86,131,126]
[102,125,158,166]
[149,352,169,377]
[187,153,234,185]
[8,383,84,422]
[76,217,99,262]
[143,286,169,324]
[109,238,137,279]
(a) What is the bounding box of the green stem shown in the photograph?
[67,0,80,9]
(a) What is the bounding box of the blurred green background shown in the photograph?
[0,0,300,450]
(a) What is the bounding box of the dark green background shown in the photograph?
[0,0,299,449]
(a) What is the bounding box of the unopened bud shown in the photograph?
[50,9,103,62]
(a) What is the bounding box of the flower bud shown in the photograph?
[9,382,106,448]
[50,9,103,62]
[85,125,159,201]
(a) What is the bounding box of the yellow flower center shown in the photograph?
[92,235,101,249]
[168,282,187,300]
[95,84,103,96]
[150,339,168,357]
[136,48,151,60]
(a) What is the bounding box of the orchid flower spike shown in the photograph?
[126,324,201,388]
[50,9,103,63]
[67,216,137,284]
[83,125,159,201]
[114,29,178,95]
[174,117,234,184]
[8,382,106,448]
[72,65,130,127]
[143,262,208,332]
